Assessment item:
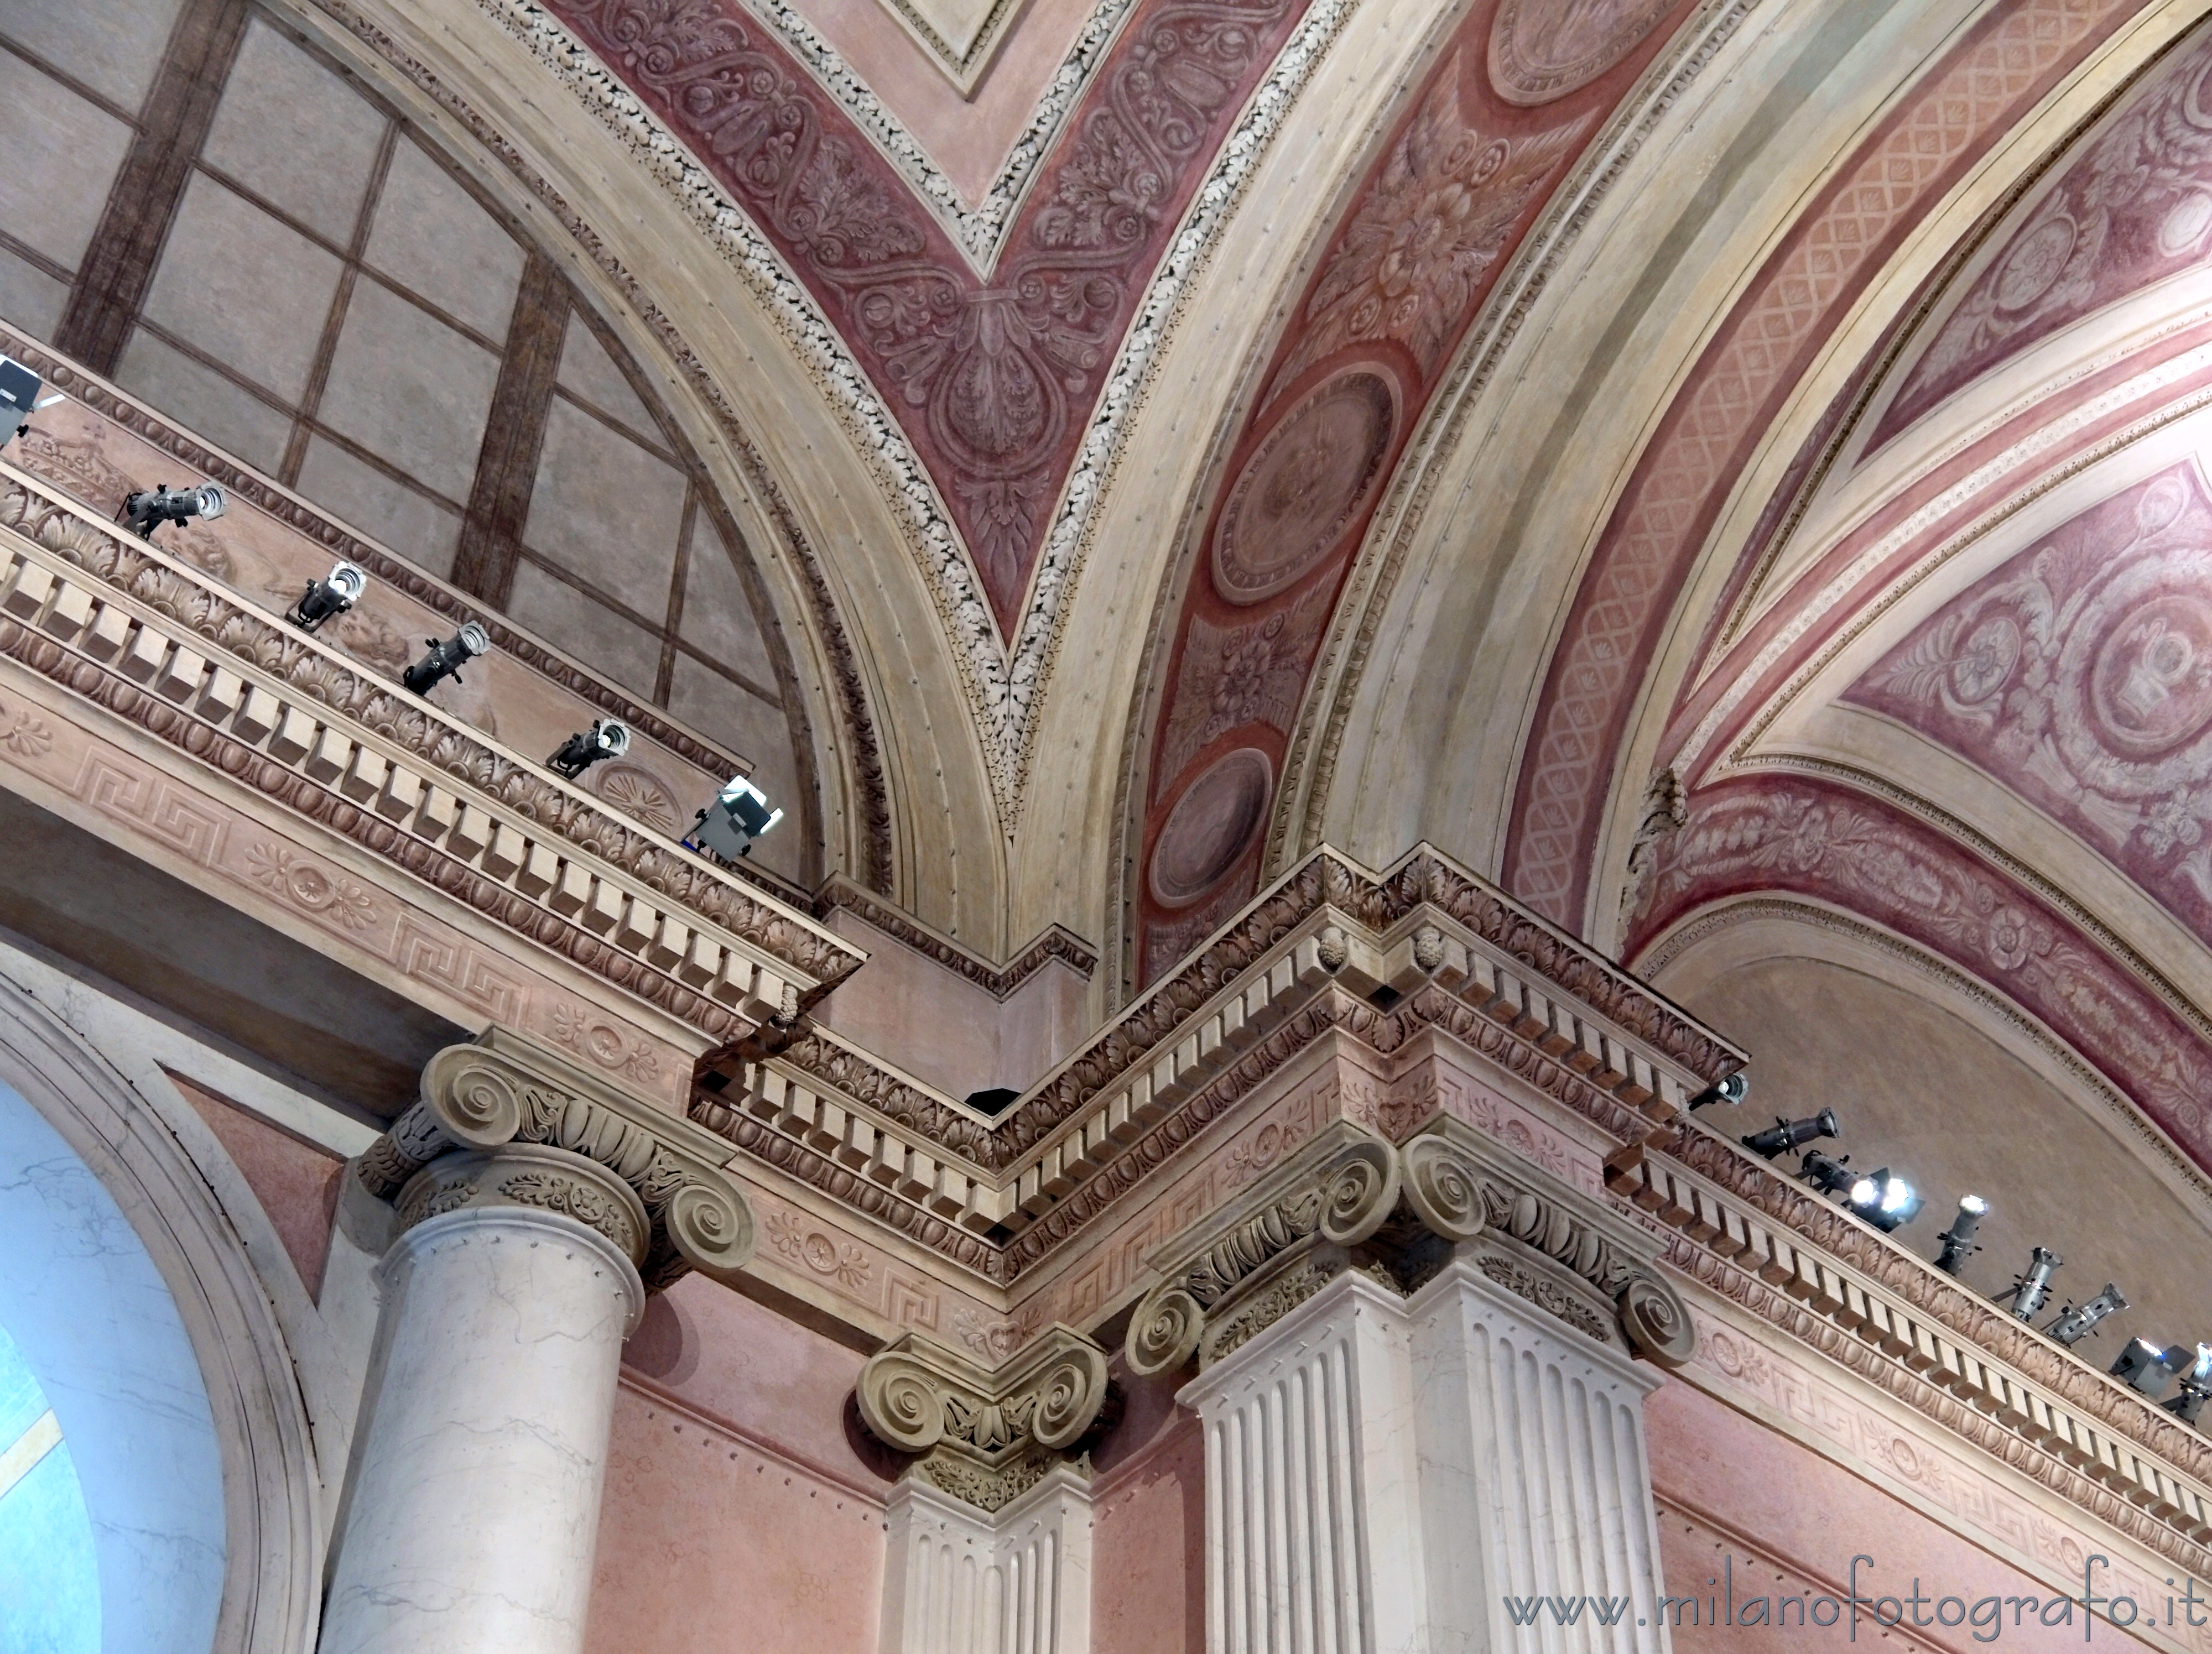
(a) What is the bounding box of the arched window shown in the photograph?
[0,1318,99,1654]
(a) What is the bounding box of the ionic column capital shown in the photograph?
[359,1028,756,1290]
[856,1326,1111,1514]
[1124,1114,1695,1374]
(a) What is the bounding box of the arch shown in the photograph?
[0,975,320,1653]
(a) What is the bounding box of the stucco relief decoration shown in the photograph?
[1873,22,2212,448]
[1850,464,2212,925]
[1488,0,1681,107]
[548,0,1304,630]
[1158,585,1331,781]
[244,841,378,931]
[1633,777,2212,1168]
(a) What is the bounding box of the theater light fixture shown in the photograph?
[0,354,60,445]
[2111,1337,2185,1397]
[403,623,490,696]
[2045,1284,2127,1348]
[286,561,365,633]
[121,482,226,539]
[2006,1246,2062,1322]
[1742,1109,1839,1160]
[688,776,782,861]
[1798,1150,1857,1198]
[1846,1168,1924,1232]
[2164,1345,2212,1425]
[1932,1196,1989,1276]
[548,719,630,779]
[1687,1072,1748,1112]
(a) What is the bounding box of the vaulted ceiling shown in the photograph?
[9,0,2212,1213]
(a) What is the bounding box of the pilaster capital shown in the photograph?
[856,1326,1111,1514]
[360,1029,756,1289]
[1124,1115,1694,1374]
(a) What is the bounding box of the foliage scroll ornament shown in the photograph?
[361,1029,756,1290]
[1125,1116,1695,1375]
[855,1326,1112,1512]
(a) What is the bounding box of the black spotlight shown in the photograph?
[287,561,366,633]
[687,776,782,860]
[1932,1196,1988,1275]
[121,481,226,539]
[2046,1284,2127,1348]
[1845,1168,1924,1233]
[0,354,58,445]
[403,622,490,696]
[2006,1246,2062,1321]
[2164,1346,2212,1425]
[1799,1149,1857,1197]
[1743,1109,1839,1160]
[548,719,630,779]
[1688,1071,1748,1112]
[2111,1337,2185,1397]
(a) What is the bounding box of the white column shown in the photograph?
[879,1464,1095,1654]
[319,1190,645,1654]
[1175,1272,1428,1654]
[1408,1259,1670,1653]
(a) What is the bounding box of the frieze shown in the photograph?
[815,876,1097,996]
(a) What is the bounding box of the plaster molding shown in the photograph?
[360,1030,758,1290]
[449,0,1357,813]
[856,1324,1111,1511]
[0,469,861,1036]
[0,331,752,791]
[816,875,1097,995]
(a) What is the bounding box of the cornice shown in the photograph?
[0,470,862,1029]
[815,875,1097,998]
[303,0,895,893]
[0,331,751,790]
[691,842,1741,1285]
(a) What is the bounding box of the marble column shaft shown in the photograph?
[880,1465,1096,1654]
[318,1162,646,1654]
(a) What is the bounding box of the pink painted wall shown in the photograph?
[1091,1367,1206,1654]
[586,1280,896,1654]
[1646,1378,2133,1652]
[168,1069,344,1296]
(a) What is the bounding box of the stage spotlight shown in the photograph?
[1846,1168,1924,1233]
[121,481,226,539]
[1688,1072,1748,1112]
[403,622,490,696]
[548,719,630,779]
[1933,1196,1989,1275]
[1799,1149,1857,1197]
[2111,1337,2185,1397]
[2046,1284,2127,1348]
[2006,1246,2062,1321]
[286,561,365,633]
[688,776,782,861]
[0,354,60,445]
[2163,1346,2212,1425]
[1743,1109,1840,1160]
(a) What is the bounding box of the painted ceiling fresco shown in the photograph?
[549,0,1310,632]
[1130,0,1694,983]
[1501,0,2143,931]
